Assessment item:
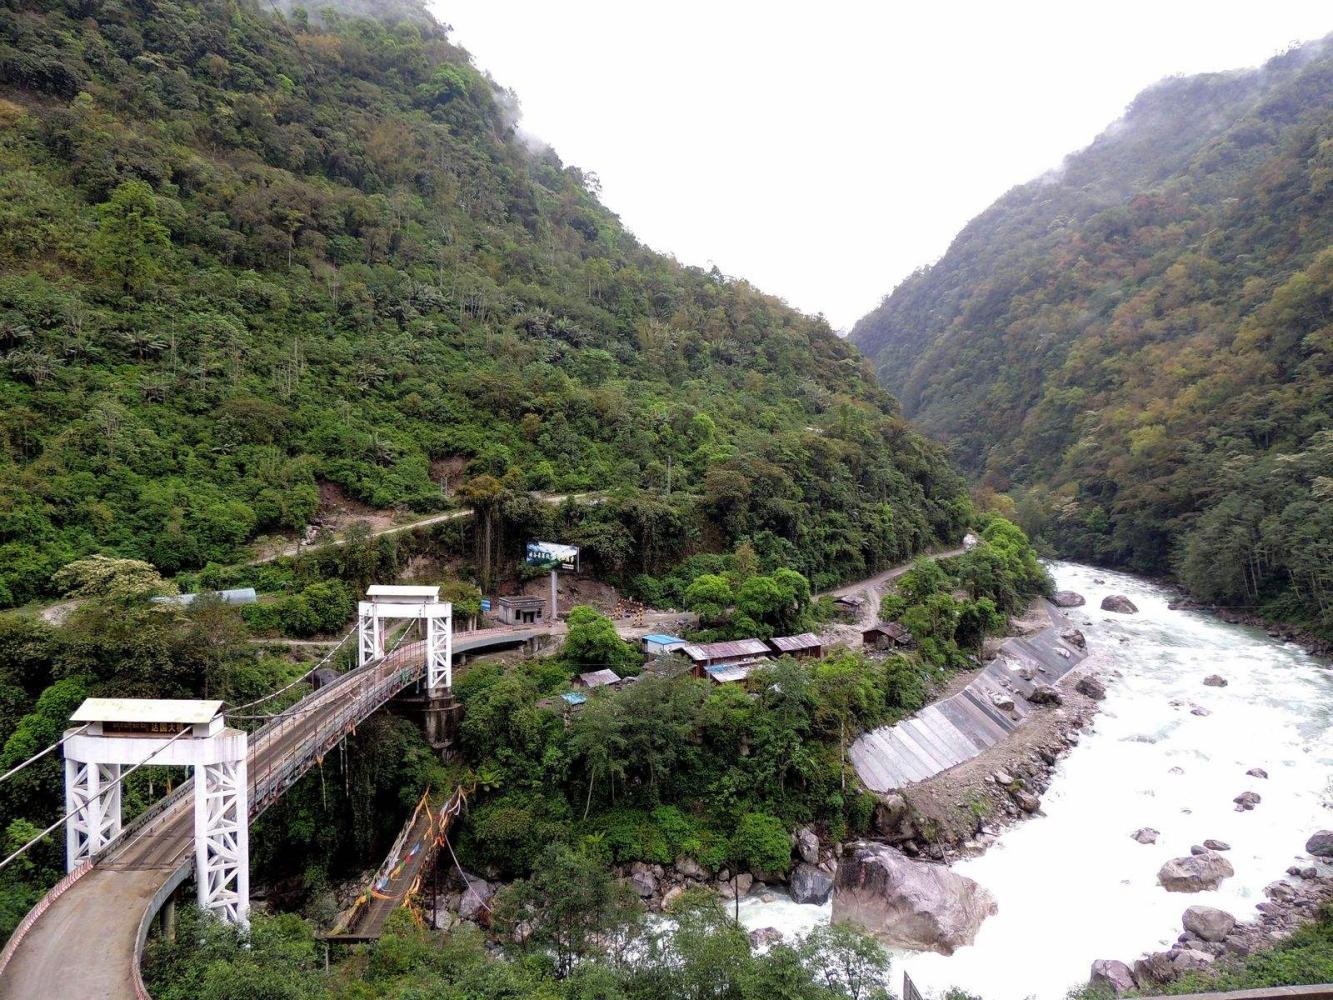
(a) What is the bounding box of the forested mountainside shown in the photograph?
[0,0,968,607]
[851,38,1333,633]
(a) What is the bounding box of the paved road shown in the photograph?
[820,546,966,628]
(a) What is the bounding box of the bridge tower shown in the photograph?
[63,698,250,926]
[358,585,457,748]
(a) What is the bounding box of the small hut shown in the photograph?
[862,622,913,650]
[767,633,823,660]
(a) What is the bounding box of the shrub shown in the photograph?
[730,811,791,875]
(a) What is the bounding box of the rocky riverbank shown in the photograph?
[1091,861,1333,994]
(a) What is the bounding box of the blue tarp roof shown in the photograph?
[560,691,588,705]
[642,634,685,644]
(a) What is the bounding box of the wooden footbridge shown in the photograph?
[322,788,465,943]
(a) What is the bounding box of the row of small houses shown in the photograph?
[555,623,916,707]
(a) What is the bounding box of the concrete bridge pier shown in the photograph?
[422,689,462,753]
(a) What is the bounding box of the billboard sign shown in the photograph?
[526,541,579,572]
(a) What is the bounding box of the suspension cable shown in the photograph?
[0,725,194,872]
[0,724,89,787]
[224,624,358,716]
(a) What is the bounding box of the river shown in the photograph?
[737,561,1333,1000]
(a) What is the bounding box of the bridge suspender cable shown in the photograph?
[0,724,90,787]
[0,724,195,872]
[224,624,358,717]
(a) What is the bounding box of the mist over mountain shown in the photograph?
[852,37,1333,629]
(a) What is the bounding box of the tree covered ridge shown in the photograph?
[0,0,968,606]
[851,36,1333,632]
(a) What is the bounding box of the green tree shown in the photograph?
[92,181,171,295]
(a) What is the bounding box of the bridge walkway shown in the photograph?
[323,789,463,943]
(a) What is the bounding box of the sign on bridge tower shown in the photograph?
[63,699,250,926]
[358,585,452,692]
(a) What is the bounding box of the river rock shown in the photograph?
[790,862,834,905]
[1306,831,1333,857]
[1061,628,1087,650]
[1052,591,1086,608]
[676,855,703,878]
[458,874,495,921]
[992,770,1015,786]
[1173,948,1215,972]
[1101,595,1138,614]
[1203,839,1230,852]
[1158,851,1235,892]
[749,926,783,948]
[631,870,658,897]
[1133,952,1176,987]
[1075,676,1107,701]
[832,843,997,955]
[1247,767,1268,779]
[1203,674,1228,687]
[1013,790,1041,813]
[717,873,753,899]
[1029,684,1063,706]
[1183,905,1236,942]
[1233,791,1261,811]
[991,692,1016,712]
[1089,959,1137,994]
[796,827,820,865]
[1132,827,1160,844]
[662,885,685,909]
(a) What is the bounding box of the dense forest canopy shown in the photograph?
[0,0,969,608]
[851,37,1333,632]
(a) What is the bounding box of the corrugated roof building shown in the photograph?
[767,633,823,659]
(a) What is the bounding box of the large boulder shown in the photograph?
[1183,905,1236,942]
[1101,595,1139,614]
[1029,684,1063,706]
[1158,851,1235,892]
[1052,591,1086,608]
[458,874,495,922]
[1307,831,1333,857]
[1089,959,1137,995]
[1203,674,1229,688]
[790,862,834,905]
[796,827,820,866]
[832,843,996,955]
[1061,628,1087,650]
[749,926,783,948]
[1132,827,1160,845]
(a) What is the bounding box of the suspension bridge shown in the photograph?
[0,587,463,1000]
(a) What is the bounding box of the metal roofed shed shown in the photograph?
[71,698,225,738]
[705,662,761,684]
[863,622,914,650]
[768,633,823,659]
[680,638,771,666]
[151,587,257,608]
[641,633,687,656]
[577,669,622,689]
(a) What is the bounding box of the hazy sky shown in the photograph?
[433,2,1330,330]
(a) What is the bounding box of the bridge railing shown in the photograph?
[247,642,427,816]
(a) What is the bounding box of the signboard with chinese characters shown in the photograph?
[525,541,579,572]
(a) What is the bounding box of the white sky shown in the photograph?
[432,1,1331,330]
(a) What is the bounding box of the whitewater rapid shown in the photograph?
[739,561,1333,1000]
